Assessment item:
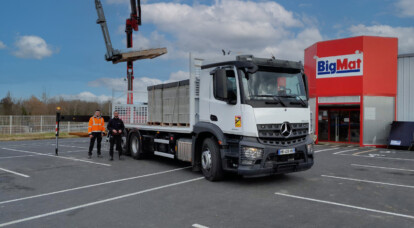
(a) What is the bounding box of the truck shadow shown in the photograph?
[132,155,305,186]
[224,173,297,186]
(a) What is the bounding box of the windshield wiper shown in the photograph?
[276,95,306,107]
[272,96,286,107]
[252,95,286,107]
[296,96,307,107]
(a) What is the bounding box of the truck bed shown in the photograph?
[124,123,193,134]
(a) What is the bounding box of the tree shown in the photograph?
[24,96,46,115]
[0,92,111,115]
[1,91,14,115]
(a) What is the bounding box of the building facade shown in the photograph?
[305,36,399,147]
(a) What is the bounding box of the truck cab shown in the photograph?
[193,55,314,179]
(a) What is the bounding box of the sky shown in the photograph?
[0,0,413,103]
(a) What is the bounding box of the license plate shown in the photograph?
[278,148,295,155]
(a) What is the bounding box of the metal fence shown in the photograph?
[113,104,148,125]
[0,115,88,135]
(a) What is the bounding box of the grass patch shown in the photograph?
[0,132,84,141]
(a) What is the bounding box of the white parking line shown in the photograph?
[47,150,86,155]
[192,224,210,228]
[352,149,377,155]
[51,144,88,149]
[315,147,339,153]
[274,193,414,220]
[5,143,89,149]
[1,148,110,167]
[0,167,30,178]
[0,166,192,205]
[0,149,86,160]
[332,149,358,155]
[338,153,414,162]
[1,141,89,149]
[6,143,52,147]
[0,177,204,227]
[351,164,414,172]
[322,175,414,189]
[0,155,36,160]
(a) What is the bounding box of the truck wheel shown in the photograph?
[130,133,144,159]
[201,138,224,181]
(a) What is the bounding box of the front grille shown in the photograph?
[257,123,308,146]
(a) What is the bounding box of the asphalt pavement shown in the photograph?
[0,138,413,228]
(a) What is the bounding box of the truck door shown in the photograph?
[209,66,242,134]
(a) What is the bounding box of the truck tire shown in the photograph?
[201,138,224,181]
[130,133,144,159]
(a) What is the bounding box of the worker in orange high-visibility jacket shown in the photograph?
[88,110,105,159]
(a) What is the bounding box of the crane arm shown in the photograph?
[129,0,141,30]
[94,0,120,61]
[95,0,166,65]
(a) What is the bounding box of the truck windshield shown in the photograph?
[240,67,307,107]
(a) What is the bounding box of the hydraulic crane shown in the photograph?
[94,0,167,104]
[125,0,140,104]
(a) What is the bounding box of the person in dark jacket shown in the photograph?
[107,111,125,161]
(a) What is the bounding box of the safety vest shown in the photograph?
[88,116,105,134]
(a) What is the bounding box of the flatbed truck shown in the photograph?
[115,55,314,181]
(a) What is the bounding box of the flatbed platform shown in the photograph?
[125,123,192,134]
[113,48,168,64]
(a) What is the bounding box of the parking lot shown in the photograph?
[0,138,413,228]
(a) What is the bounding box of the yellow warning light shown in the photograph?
[56,107,61,111]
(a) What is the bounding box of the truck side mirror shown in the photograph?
[214,69,228,100]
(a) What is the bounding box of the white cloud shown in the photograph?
[88,76,162,103]
[129,31,168,50]
[166,70,189,82]
[349,24,414,54]
[114,0,322,61]
[88,77,128,89]
[56,92,112,103]
[89,76,162,91]
[12,35,55,59]
[396,0,414,17]
[0,41,6,49]
[260,28,322,61]
[87,70,189,103]
[88,69,189,91]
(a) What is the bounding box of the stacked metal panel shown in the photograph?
[162,82,178,124]
[178,83,190,124]
[147,79,190,125]
[147,84,163,123]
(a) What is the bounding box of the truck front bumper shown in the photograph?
[222,136,314,177]
[237,160,313,177]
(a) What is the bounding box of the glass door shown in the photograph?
[350,110,360,143]
[322,109,360,143]
[318,110,329,141]
[329,111,339,142]
[338,111,350,142]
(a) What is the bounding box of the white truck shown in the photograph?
[115,55,314,181]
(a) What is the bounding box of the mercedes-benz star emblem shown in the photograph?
[281,122,292,137]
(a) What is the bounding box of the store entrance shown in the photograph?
[318,108,360,143]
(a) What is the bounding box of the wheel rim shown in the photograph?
[131,136,139,155]
[201,148,212,171]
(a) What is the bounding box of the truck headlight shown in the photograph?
[307,144,314,154]
[241,147,264,160]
